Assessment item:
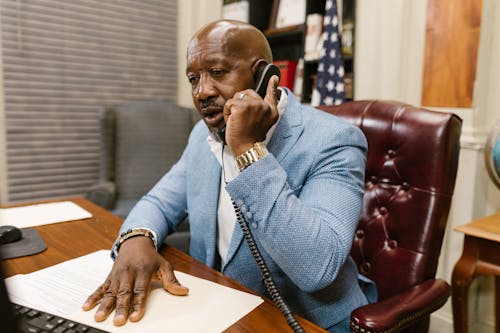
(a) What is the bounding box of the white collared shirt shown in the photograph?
[207,88,287,266]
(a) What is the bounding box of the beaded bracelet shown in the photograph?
[112,228,157,258]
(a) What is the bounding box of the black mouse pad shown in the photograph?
[0,228,47,260]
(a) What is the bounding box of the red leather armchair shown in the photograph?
[318,101,462,333]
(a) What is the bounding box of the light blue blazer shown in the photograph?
[118,89,374,330]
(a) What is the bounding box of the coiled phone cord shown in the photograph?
[222,144,305,332]
[232,200,306,333]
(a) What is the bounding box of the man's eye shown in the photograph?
[211,69,224,77]
[188,76,199,84]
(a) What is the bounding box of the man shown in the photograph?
[83,19,374,332]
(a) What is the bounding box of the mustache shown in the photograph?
[200,100,222,110]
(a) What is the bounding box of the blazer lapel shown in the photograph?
[268,90,304,162]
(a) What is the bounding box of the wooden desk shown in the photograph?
[452,212,500,333]
[2,197,327,333]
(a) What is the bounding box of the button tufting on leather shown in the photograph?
[402,182,410,190]
[387,149,396,157]
[379,207,388,215]
[356,229,364,238]
[361,262,371,273]
[388,240,398,249]
[370,176,378,183]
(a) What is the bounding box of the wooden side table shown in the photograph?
[452,212,500,333]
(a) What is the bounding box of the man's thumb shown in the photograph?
[265,74,280,105]
[157,264,189,296]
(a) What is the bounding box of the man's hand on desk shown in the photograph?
[81,237,189,326]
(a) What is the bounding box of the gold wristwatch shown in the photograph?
[235,142,267,171]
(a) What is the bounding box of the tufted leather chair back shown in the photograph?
[318,100,462,301]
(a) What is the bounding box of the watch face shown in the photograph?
[236,142,267,171]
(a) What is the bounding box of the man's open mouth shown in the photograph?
[201,106,224,127]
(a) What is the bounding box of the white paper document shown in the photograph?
[0,201,92,228]
[6,250,263,333]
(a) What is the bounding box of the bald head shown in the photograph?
[187,20,272,65]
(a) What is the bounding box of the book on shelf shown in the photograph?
[274,0,306,29]
[309,73,320,106]
[341,18,354,56]
[222,0,249,22]
[293,58,304,99]
[273,60,298,91]
[344,72,353,100]
[304,14,324,61]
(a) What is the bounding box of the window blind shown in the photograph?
[0,0,177,203]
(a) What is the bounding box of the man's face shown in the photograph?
[185,34,255,134]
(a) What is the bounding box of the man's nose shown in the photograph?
[196,74,216,101]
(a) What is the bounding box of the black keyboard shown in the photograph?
[13,303,109,333]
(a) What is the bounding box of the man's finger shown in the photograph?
[128,272,154,322]
[82,280,110,311]
[222,100,233,123]
[113,279,134,326]
[94,287,118,323]
[158,261,189,296]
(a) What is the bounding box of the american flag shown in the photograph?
[316,0,345,105]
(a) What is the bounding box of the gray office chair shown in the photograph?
[86,100,193,253]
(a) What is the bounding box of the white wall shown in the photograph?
[356,0,500,332]
[355,0,427,105]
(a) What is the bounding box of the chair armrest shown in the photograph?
[350,279,450,333]
[85,181,116,210]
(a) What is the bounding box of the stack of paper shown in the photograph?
[5,250,263,333]
[0,201,92,228]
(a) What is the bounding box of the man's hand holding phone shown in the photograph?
[223,74,280,156]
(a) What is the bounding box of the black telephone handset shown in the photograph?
[221,63,305,333]
[254,62,281,99]
[217,63,281,145]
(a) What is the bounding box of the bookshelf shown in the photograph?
[222,0,356,103]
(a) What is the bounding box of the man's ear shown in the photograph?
[252,59,269,86]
